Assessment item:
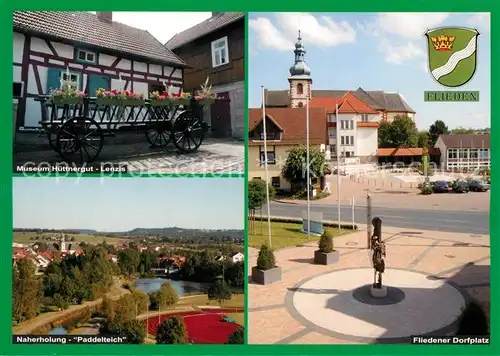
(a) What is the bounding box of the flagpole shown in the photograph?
[336,104,341,232]
[306,97,310,239]
[262,86,272,247]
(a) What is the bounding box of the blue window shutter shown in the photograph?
[46,68,63,94]
[88,74,110,97]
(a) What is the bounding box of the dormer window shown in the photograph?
[76,49,96,64]
[211,36,229,68]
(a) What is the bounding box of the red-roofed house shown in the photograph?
[310,91,380,163]
[248,107,328,190]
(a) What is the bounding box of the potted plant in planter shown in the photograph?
[170,91,192,106]
[95,88,145,106]
[149,90,171,106]
[49,85,86,105]
[251,244,281,285]
[314,230,339,265]
[194,77,218,105]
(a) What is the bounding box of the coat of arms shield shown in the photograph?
[425,27,480,87]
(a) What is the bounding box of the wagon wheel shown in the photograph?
[172,111,207,153]
[145,121,172,148]
[46,125,61,153]
[56,117,104,164]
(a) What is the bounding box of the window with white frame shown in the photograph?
[60,72,79,89]
[349,120,354,129]
[479,148,489,158]
[76,49,96,63]
[211,36,229,67]
[448,149,457,159]
[360,114,368,122]
[341,136,354,146]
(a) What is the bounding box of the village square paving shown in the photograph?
[14,134,244,175]
[248,228,490,344]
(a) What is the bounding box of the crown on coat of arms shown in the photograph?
[430,35,456,51]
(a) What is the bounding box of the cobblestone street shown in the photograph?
[14,133,244,175]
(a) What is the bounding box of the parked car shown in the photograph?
[468,180,490,192]
[453,180,469,193]
[433,180,452,193]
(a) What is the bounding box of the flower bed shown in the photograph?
[49,87,86,105]
[95,88,145,106]
[145,310,241,344]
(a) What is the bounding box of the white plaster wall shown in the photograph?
[356,128,378,156]
[150,64,162,75]
[134,61,147,73]
[13,32,25,63]
[133,81,149,96]
[27,64,38,95]
[99,53,116,67]
[30,37,52,54]
[13,66,22,82]
[116,58,132,70]
[52,42,74,59]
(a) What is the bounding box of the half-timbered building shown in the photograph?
[13,11,187,130]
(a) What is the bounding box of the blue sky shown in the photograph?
[249,12,490,130]
[13,178,243,231]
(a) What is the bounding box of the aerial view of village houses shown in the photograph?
[12,178,244,344]
[12,11,244,174]
[247,12,490,344]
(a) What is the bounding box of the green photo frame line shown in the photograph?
[1,3,497,356]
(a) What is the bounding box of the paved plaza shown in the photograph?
[14,133,244,175]
[248,228,490,344]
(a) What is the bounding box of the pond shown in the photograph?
[134,278,210,296]
[49,326,67,335]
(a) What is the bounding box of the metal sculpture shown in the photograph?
[371,217,386,288]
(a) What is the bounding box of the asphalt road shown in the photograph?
[267,202,489,235]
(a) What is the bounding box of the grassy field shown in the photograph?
[177,293,244,308]
[249,221,348,249]
[226,312,244,326]
[13,231,129,246]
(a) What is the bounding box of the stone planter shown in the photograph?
[314,249,340,265]
[251,266,282,285]
[370,285,387,298]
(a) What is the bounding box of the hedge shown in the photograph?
[252,215,358,230]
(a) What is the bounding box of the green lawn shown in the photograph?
[249,221,348,249]
[13,231,129,246]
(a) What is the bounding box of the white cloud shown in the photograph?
[467,13,490,34]
[360,13,449,65]
[249,13,356,52]
[378,40,425,64]
[377,13,449,39]
[249,17,294,51]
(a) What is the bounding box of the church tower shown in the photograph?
[288,30,312,108]
[60,232,66,252]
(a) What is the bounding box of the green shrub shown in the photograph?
[456,300,489,335]
[318,230,334,253]
[420,185,433,195]
[256,244,276,271]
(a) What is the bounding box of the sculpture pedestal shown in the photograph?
[370,285,387,298]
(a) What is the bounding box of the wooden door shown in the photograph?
[210,91,232,138]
